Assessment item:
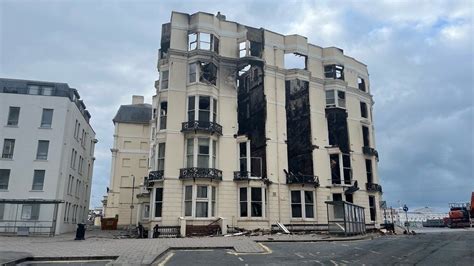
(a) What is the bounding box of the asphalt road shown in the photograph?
[159,230,474,265]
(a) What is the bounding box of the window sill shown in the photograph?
[183,217,217,221]
[34,159,48,162]
[151,217,162,221]
[0,158,13,161]
[290,218,317,222]
[30,190,44,192]
[0,189,8,192]
[4,125,19,128]
[237,218,269,222]
[38,126,52,129]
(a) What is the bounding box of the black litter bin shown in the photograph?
[75,223,86,240]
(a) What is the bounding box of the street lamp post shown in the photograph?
[129,174,135,235]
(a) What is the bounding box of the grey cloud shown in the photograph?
[1,0,472,211]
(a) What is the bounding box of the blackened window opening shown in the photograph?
[324,65,344,80]
[285,79,313,177]
[326,108,350,153]
[237,64,266,179]
[358,77,366,91]
[369,196,376,221]
[360,102,368,118]
[330,154,340,184]
[362,126,370,147]
[365,159,373,183]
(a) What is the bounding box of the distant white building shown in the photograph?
[384,207,447,227]
[0,78,97,235]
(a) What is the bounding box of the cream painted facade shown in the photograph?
[143,12,383,232]
[104,96,151,227]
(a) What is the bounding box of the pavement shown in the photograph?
[3,227,470,265]
[0,228,368,265]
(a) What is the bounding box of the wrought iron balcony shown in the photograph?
[285,170,320,187]
[144,170,164,188]
[179,167,222,181]
[233,171,271,184]
[366,182,383,193]
[362,146,379,159]
[181,120,222,136]
[149,170,164,181]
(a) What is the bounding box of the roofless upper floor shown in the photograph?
[159,11,370,93]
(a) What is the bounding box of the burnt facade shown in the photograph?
[142,11,383,234]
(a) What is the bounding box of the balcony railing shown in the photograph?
[181,120,223,136]
[179,167,222,181]
[149,170,164,181]
[362,146,379,159]
[285,170,320,187]
[144,170,164,188]
[366,182,383,193]
[233,171,271,184]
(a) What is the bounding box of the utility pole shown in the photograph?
[129,174,135,235]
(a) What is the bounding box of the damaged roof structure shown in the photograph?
[140,11,382,236]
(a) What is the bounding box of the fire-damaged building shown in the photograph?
[140,11,382,235]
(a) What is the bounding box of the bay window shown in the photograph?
[160,71,169,90]
[324,64,344,80]
[239,187,266,218]
[188,32,219,53]
[291,190,315,219]
[183,184,217,218]
[187,96,218,123]
[157,143,165,171]
[325,90,346,108]
[188,62,217,85]
[186,137,217,168]
[159,102,167,130]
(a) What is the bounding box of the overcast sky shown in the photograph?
[1,0,472,212]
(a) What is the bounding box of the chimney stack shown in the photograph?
[132,95,144,105]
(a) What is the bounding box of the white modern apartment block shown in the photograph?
[0,78,96,235]
[143,12,383,235]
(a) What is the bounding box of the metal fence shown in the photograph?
[0,199,62,236]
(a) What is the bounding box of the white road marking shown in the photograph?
[238,257,244,261]
[309,252,317,257]
[341,244,349,247]
[311,260,323,265]
[354,247,363,250]
[341,260,349,263]
[330,259,339,266]
[370,250,382,254]
[158,252,175,266]
[295,252,305,258]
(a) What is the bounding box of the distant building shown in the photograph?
[139,11,383,234]
[103,96,151,227]
[385,207,447,227]
[0,78,96,235]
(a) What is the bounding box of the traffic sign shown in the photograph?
[403,205,408,212]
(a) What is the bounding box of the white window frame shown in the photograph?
[182,184,217,218]
[187,95,218,123]
[142,204,150,219]
[325,89,346,108]
[188,32,218,51]
[154,187,163,218]
[329,152,352,186]
[159,101,167,130]
[238,186,266,219]
[185,137,217,169]
[160,70,169,90]
[239,41,250,58]
[290,190,316,220]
